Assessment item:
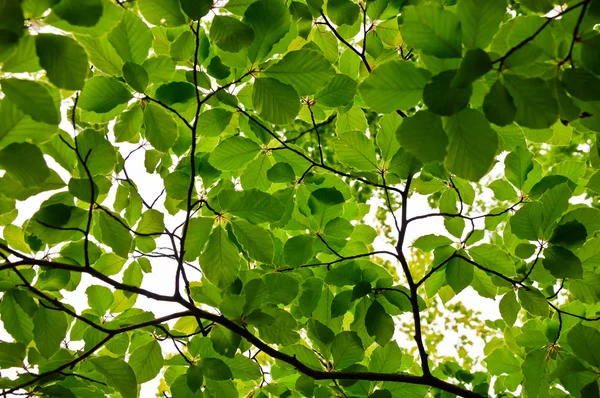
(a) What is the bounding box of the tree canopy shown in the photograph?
[1,0,600,397]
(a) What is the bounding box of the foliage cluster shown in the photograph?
[1,0,600,397]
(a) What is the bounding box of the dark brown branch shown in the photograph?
[316,233,344,259]
[69,94,95,268]
[558,0,590,67]
[320,13,371,73]
[407,197,524,224]
[5,311,191,395]
[415,253,457,287]
[455,254,527,288]
[492,0,590,69]
[518,244,545,283]
[59,372,107,386]
[394,176,431,376]
[549,302,600,322]
[144,96,194,130]
[236,107,404,195]
[546,279,565,300]
[198,69,255,108]
[277,250,401,272]
[1,243,483,398]
[307,103,324,164]
[284,114,337,143]
[174,298,485,397]
[382,174,401,239]
[95,204,168,237]
[35,220,86,235]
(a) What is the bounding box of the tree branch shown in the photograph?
[492,0,591,69]
[236,107,404,195]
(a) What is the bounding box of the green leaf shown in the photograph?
[199,226,240,287]
[469,244,515,276]
[108,10,153,64]
[211,325,241,357]
[183,217,214,261]
[522,349,546,398]
[0,341,26,368]
[86,285,114,315]
[179,0,212,20]
[510,202,544,241]
[209,16,255,53]
[503,75,558,129]
[369,341,403,373]
[209,136,261,170]
[99,211,133,258]
[283,235,314,267]
[128,340,164,383]
[423,70,472,116]
[267,162,295,183]
[453,49,492,87]
[499,290,519,327]
[219,188,285,224]
[299,277,323,317]
[365,300,395,346]
[327,0,359,25]
[400,4,462,58]
[231,219,274,263]
[122,62,149,93]
[412,235,453,252]
[114,105,144,142]
[78,76,132,113]
[186,364,204,392]
[485,347,521,375]
[200,358,233,380]
[505,146,533,190]
[567,324,600,369]
[91,356,138,398]
[164,171,189,200]
[358,60,431,113]
[562,68,600,102]
[93,253,127,275]
[396,110,447,164]
[443,108,498,181]
[52,0,103,27]
[143,103,177,152]
[244,0,291,62]
[314,74,357,108]
[33,305,68,358]
[75,33,123,75]
[517,288,547,317]
[581,34,600,75]
[264,49,335,95]
[0,143,50,186]
[446,255,473,294]
[138,0,186,26]
[196,109,233,137]
[332,292,353,319]
[252,77,300,125]
[542,245,583,279]
[264,273,300,305]
[0,290,34,343]
[387,149,422,181]
[331,331,364,369]
[334,131,379,171]
[35,34,88,90]
[155,82,195,105]
[0,79,60,125]
[76,129,117,176]
[137,209,165,235]
[483,80,517,127]
[457,0,506,49]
